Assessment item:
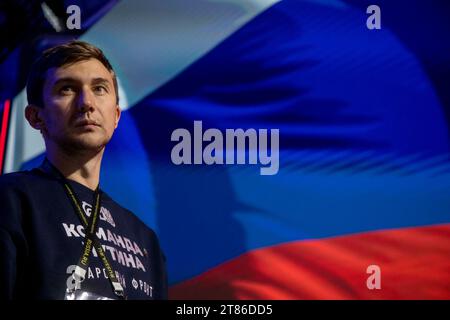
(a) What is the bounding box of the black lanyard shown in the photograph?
[40,159,125,299]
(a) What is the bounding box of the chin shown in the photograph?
[70,137,109,152]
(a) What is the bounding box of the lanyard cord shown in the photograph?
[39,159,125,299]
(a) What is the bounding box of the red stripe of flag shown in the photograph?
[0,100,11,174]
[170,224,450,299]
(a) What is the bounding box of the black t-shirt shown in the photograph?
[0,161,168,300]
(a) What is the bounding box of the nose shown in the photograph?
[77,87,95,113]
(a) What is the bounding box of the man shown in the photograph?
[0,40,167,300]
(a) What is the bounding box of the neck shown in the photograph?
[46,144,104,191]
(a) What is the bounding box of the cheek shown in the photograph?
[103,104,119,129]
[109,114,119,131]
[44,106,71,131]
[99,113,116,136]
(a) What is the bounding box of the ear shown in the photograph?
[25,104,46,132]
[114,104,121,129]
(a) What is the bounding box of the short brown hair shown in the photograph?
[26,40,119,108]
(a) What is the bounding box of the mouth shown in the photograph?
[75,119,100,130]
[74,119,100,128]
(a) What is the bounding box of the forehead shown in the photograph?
[44,58,114,86]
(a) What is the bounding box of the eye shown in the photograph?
[93,85,108,95]
[59,85,75,95]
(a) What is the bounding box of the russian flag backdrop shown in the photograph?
[8,0,450,299]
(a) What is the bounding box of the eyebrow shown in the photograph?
[91,78,111,87]
[52,77,111,87]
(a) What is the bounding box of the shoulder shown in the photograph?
[0,171,37,231]
[101,191,160,238]
[0,171,32,192]
[102,193,148,227]
[0,169,49,206]
[0,169,50,193]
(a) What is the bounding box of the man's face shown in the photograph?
[40,58,120,153]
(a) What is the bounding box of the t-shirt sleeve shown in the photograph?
[147,228,168,300]
[0,228,18,299]
[0,177,26,299]
[158,249,169,300]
